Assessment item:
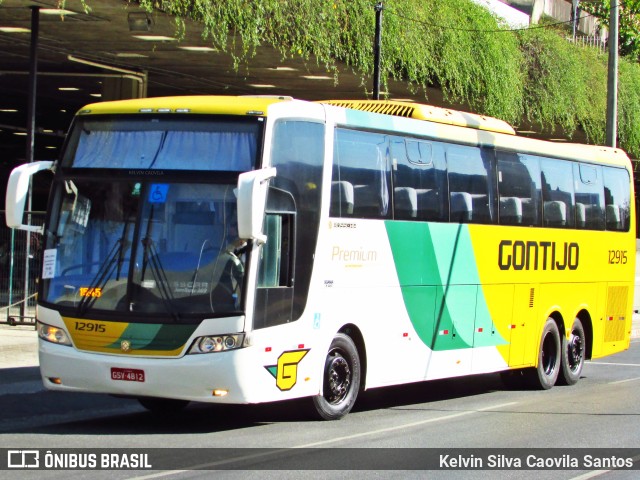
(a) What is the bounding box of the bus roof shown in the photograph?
[76,95,293,117]
[321,99,517,136]
[73,95,630,169]
[321,99,630,169]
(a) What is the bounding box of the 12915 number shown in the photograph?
[74,321,106,333]
[608,250,628,265]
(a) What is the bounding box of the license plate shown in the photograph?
[111,367,145,382]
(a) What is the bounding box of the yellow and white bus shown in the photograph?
[5,96,635,419]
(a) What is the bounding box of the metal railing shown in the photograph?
[0,211,45,326]
[567,35,607,54]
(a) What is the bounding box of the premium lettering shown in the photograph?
[331,246,378,263]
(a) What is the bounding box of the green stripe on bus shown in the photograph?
[107,323,196,351]
[385,222,506,351]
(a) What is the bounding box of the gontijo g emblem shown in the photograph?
[265,349,309,391]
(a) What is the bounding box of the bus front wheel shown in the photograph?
[558,318,585,386]
[312,333,361,420]
[529,317,561,390]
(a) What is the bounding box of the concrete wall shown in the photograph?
[500,0,601,36]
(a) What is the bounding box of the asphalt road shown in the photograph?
[1,338,639,480]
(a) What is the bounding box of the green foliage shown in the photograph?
[619,58,640,154]
[140,0,525,122]
[61,0,640,157]
[518,26,608,146]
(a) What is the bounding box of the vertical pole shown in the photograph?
[606,0,619,148]
[23,6,40,317]
[373,2,383,100]
[8,229,15,321]
[572,0,579,41]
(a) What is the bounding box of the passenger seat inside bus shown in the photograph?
[543,200,567,227]
[330,181,354,216]
[575,202,586,228]
[606,204,622,230]
[499,196,523,225]
[450,191,473,222]
[394,186,418,219]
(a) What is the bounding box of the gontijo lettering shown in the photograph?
[498,240,579,271]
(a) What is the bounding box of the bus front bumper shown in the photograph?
[38,340,285,404]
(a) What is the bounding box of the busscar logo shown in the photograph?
[265,349,310,391]
[8,450,39,468]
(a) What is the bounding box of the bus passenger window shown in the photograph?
[333,129,390,219]
[446,145,495,224]
[390,138,447,222]
[540,158,575,228]
[603,167,631,231]
[573,163,605,230]
[497,152,541,226]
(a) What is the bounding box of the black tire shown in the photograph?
[528,317,561,390]
[558,318,585,386]
[138,397,190,414]
[312,333,361,420]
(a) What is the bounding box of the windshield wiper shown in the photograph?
[77,215,131,316]
[139,205,180,322]
[76,238,128,316]
[76,217,132,317]
[140,237,180,322]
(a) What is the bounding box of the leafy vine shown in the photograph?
[23,0,640,156]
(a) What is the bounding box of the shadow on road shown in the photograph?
[0,370,510,435]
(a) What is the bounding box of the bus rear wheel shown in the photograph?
[312,333,361,420]
[558,318,585,386]
[528,317,561,390]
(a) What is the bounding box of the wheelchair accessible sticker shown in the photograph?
[149,184,169,204]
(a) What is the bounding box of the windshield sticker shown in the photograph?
[148,184,169,204]
[42,249,57,279]
[264,349,310,391]
[79,287,102,298]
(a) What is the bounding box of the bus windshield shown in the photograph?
[62,116,258,171]
[40,114,263,320]
[42,179,245,319]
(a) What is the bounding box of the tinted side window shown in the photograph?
[603,167,631,231]
[573,163,605,230]
[390,137,448,221]
[540,157,575,228]
[497,152,541,226]
[269,120,324,321]
[446,145,495,224]
[331,129,391,219]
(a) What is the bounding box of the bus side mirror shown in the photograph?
[5,160,54,234]
[237,167,277,245]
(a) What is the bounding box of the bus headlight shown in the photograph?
[37,321,72,346]
[189,334,245,354]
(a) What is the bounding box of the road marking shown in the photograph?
[570,470,609,480]
[127,401,516,479]
[609,376,640,385]
[569,454,640,480]
[299,402,517,448]
[588,362,640,367]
